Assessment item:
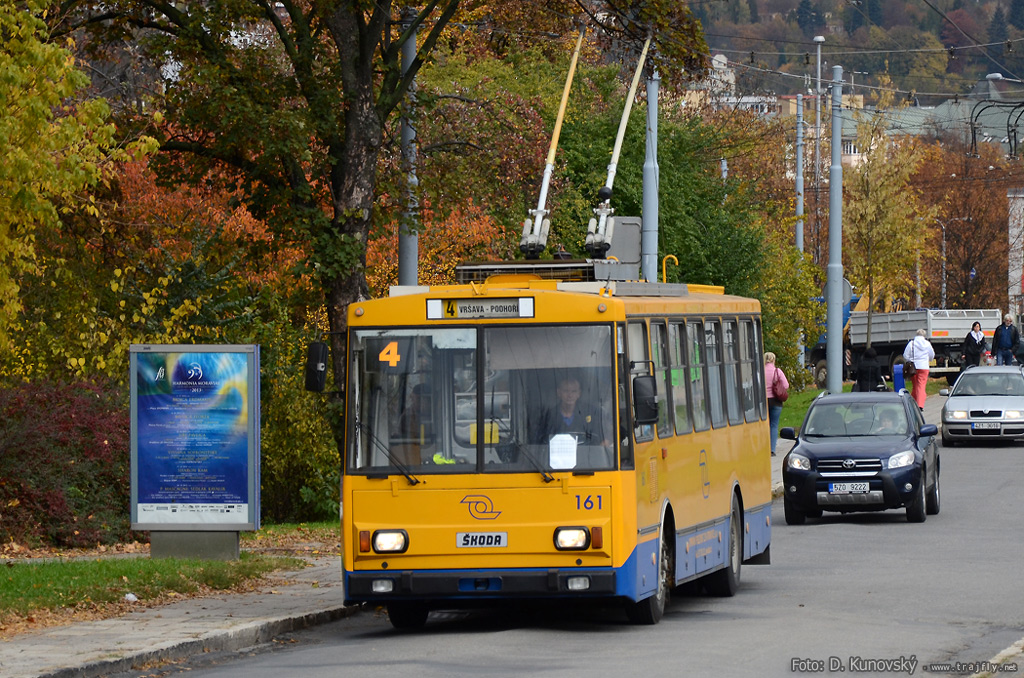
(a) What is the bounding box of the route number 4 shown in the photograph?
[378,341,401,367]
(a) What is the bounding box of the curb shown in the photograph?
[35,605,362,678]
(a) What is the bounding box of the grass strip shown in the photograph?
[0,553,303,618]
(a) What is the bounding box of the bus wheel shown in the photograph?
[625,519,673,624]
[706,495,742,597]
[386,601,429,629]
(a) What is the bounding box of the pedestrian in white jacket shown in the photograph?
[903,330,935,410]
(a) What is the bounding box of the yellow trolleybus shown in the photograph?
[340,260,771,627]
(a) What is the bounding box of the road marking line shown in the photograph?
[971,636,1024,678]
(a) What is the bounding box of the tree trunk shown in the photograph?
[322,81,381,447]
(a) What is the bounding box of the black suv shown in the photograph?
[781,391,940,524]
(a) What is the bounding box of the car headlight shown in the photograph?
[1006,410,1022,419]
[887,450,915,469]
[787,453,811,471]
[948,410,968,420]
[372,530,409,553]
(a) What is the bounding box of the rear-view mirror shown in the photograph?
[632,375,658,425]
[304,342,329,392]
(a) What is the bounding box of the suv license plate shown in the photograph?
[973,422,999,429]
[829,482,869,494]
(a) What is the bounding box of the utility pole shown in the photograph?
[813,35,825,264]
[796,93,806,373]
[796,93,804,253]
[641,68,660,283]
[398,7,419,286]
[826,65,844,395]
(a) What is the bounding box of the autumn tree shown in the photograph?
[911,139,1013,311]
[60,1,708,448]
[367,201,515,295]
[844,103,934,347]
[0,0,151,348]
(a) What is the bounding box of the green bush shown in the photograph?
[229,294,340,524]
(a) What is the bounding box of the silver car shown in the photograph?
[940,366,1024,446]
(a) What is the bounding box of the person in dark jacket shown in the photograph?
[961,321,987,370]
[992,314,1020,366]
[855,347,884,392]
[532,376,610,448]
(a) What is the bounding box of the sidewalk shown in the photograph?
[2,395,945,678]
[0,555,356,678]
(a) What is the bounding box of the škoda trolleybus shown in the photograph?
[340,260,771,628]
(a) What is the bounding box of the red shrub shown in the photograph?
[0,380,133,547]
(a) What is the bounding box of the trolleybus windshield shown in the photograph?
[349,324,616,475]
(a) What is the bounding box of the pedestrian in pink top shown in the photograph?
[765,352,789,456]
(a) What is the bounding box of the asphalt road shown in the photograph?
[111,441,1024,678]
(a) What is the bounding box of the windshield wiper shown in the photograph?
[356,420,420,485]
[493,420,554,483]
[501,436,557,483]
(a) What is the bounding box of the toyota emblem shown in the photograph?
[842,459,856,469]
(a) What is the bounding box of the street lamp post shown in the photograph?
[936,216,971,309]
[813,37,825,261]
[940,221,946,309]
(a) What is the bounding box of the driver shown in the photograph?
[531,375,611,447]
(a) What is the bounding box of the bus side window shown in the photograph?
[651,321,673,439]
[724,319,743,425]
[669,321,691,435]
[627,321,654,442]
[753,319,768,421]
[705,320,727,429]
[740,319,759,422]
[687,321,710,432]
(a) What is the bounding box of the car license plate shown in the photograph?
[829,482,869,494]
[972,422,1000,430]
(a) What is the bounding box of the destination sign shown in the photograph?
[426,297,535,319]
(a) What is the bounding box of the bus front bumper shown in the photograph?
[345,568,617,604]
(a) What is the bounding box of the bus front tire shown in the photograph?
[625,519,673,624]
[387,601,429,629]
[705,496,742,597]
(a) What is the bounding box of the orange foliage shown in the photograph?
[114,159,306,291]
[366,200,516,296]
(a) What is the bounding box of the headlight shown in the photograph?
[554,526,591,550]
[787,453,811,471]
[948,410,968,420]
[1006,410,1022,419]
[887,450,915,469]
[372,530,409,553]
